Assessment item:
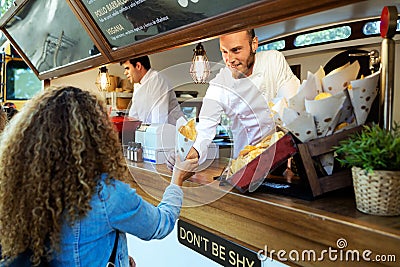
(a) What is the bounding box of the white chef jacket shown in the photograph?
[128,68,183,125]
[193,50,300,164]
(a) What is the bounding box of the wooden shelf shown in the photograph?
[104,91,132,110]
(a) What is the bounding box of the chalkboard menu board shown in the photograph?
[82,0,262,48]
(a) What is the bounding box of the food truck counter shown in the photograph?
[127,159,400,267]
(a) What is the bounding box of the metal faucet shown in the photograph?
[348,49,380,73]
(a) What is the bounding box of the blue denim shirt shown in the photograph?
[51,174,182,266]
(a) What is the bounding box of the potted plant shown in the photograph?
[335,123,400,216]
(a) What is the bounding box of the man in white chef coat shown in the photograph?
[169,29,300,167]
[121,55,184,125]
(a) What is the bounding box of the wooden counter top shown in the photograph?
[127,159,399,267]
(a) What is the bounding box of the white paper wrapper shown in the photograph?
[276,76,301,100]
[328,62,350,75]
[305,90,347,137]
[288,67,325,113]
[284,111,317,142]
[314,65,326,90]
[176,117,195,161]
[322,61,360,94]
[271,97,288,124]
[339,89,355,122]
[319,152,334,175]
[288,85,306,113]
[348,70,380,125]
[333,119,357,134]
[281,107,298,126]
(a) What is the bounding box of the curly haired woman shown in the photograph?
[0,86,197,266]
[0,107,7,133]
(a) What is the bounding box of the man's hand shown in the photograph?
[166,150,176,171]
[171,156,199,186]
[186,147,199,160]
[166,147,199,171]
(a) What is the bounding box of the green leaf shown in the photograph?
[334,123,400,171]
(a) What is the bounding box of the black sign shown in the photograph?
[178,219,261,267]
[82,0,262,48]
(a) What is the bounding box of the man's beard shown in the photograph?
[230,52,256,79]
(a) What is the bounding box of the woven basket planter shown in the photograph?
[352,167,400,216]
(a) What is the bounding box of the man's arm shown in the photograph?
[273,51,300,97]
[149,72,171,124]
[192,97,223,164]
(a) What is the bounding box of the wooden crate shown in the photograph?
[222,125,362,200]
[293,126,362,198]
[250,126,363,200]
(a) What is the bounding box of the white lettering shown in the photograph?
[179,227,186,239]
[229,250,236,265]
[277,250,287,261]
[106,24,125,35]
[246,257,255,267]
[211,242,226,261]
[288,249,299,261]
[362,250,372,261]
[94,7,107,17]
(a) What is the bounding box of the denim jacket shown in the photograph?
[51,174,182,266]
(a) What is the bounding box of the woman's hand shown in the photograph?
[166,147,199,172]
[129,256,136,267]
[170,156,198,186]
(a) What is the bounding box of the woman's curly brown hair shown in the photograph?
[0,86,130,265]
[0,107,7,133]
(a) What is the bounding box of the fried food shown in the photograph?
[229,131,285,174]
[334,121,349,131]
[314,92,332,100]
[178,118,197,141]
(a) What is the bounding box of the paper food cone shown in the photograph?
[333,119,357,134]
[328,62,350,75]
[281,107,298,125]
[176,117,195,161]
[314,65,326,86]
[305,90,346,137]
[276,76,301,100]
[307,66,325,97]
[348,70,380,125]
[288,67,325,113]
[271,97,288,125]
[284,111,317,142]
[322,61,360,95]
[336,88,355,127]
[319,152,334,175]
[288,86,306,113]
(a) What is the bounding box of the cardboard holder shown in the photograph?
[225,126,363,200]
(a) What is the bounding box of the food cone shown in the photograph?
[271,98,288,125]
[319,152,334,175]
[176,117,195,161]
[322,61,360,94]
[348,70,380,125]
[284,111,317,142]
[305,90,346,137]
[288,67,325,113]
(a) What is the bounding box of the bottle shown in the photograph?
[126,142,132,161]
[133,142,143,162]
[129,142,135,161]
